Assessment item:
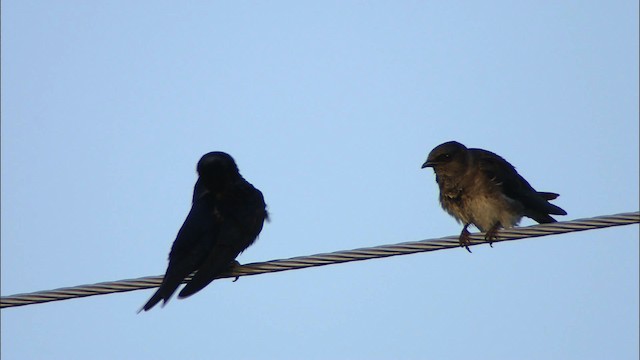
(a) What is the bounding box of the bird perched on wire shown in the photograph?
[141,152,268,311]
[421,141,566,252]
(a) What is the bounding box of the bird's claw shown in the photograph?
[484,224,500,247]
[459,227,472,253]
[228,260,241,282]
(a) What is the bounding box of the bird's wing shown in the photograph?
[141,195,218,311]
[474,149,532,197]
[192,178,209,204]
[178,181,267,298]
[474,149,566,221]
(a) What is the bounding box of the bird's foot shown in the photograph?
[228,260,241,282]
[459,226,472,253]
[484,224,501,247]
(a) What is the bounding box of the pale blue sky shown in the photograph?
[2,2,638,359]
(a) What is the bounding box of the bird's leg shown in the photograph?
[459,224,472,253]
[484,223,501,247]
[227,260,241,282]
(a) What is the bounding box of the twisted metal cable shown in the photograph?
[2,211,638,309]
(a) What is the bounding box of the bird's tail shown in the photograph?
[538,192,559,200]
[530,213,557,224]
[545,203,567,216]
[178,254,239,299]
[537,192,567,216]
[526,192,567,224]
[139,277,182,312]
[140,290,164,312]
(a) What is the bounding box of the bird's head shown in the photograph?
[197,151,241,193]
[421,141,468,176]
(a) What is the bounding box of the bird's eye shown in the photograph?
[438,154,451,161]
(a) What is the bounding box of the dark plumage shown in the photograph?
[421,141,566,252]
[141,152,268,311]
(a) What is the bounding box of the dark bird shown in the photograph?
[421,141,566,252]
[141,152,268,311]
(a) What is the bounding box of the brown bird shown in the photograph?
[141,152,268,311]
[421,141,566,252]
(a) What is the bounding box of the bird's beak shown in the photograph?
[421,160,435,169]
